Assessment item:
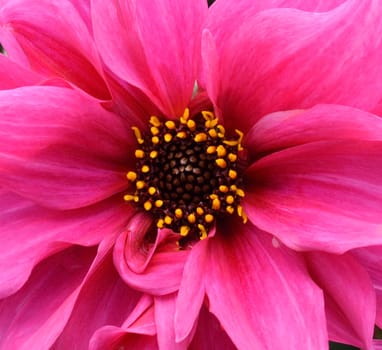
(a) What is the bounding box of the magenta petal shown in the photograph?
[114,214,189,295]
[92,0,207,116]
[306,252,375,349]
[0,245,96,349]
[204,224,327,349]
[245,140,382,252]
[0,86,132,209]
[0,191,133,298]
[0,0,109,98]
[206,1,382,131]
[245,104,382,156]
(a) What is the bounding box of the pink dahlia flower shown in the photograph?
[1,0,382,349]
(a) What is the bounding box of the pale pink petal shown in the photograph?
[91,0,207,117]
[0,0,109,98]
[0,245,97,350]
[114,214,189,295]
[204,224,327,349]
[245,104,382,157]
[53,249,141,349]
[306,252,375,349]
[188,305,236,350]
[205,0,382,132]
[0,190,133,298]
[0,86,132,209]
[245,140,382,253]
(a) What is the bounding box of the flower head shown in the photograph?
[1,0,382,349]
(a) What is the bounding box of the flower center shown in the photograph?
[125,109,247,241]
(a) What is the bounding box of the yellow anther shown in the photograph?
[148,187,156,195]
[236,188,245,197]
[215,158,227,168]
[164,215,173,225]
[176,131,187,139]
[164,133,173,142]
[228,153,237,162]
[208,129,218,138]
[144,201,152,211]
[206,145,216,154]
[226,206,234,214]
[237,205,248,223]
[175,208,183,218]
[212,198,221,210]
[194,133,207,143]
[219,185,229,193]
[180,108,190,124]
[149,116,161,127]
[126,171,137,181]
[201,110,215,121]
[180,225,190,236]
[187,213,196,224]
[141,165,150,173]
[132,126,144,144]
[157,219,164,228]
[216,145,227,157]
[187,119,196,130]
[205,214,214,223]
[150,150,158,158]
[209,193,218,200]
[205,118,219,129]
[124,194,139,202]
[235,129,244,151]
[165,120,176,129]
[150,126,159,135]
[230,185,238,191]
[136,180,145,190]
[155,199,163,208]
[198,224,208,240]
[196,207,204,215]
[134,149,145,158]
[152,136,159,144]
[226,195,235,204]
[216,125,225,137]
[228,169,237,179]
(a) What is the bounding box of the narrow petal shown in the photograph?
[92,0,207,116]
[245,140,382,253]
[0,191,133,298]
[245,104,382,157]
[205,0,382,132]
[0,245,97,350]
[0,0,109,98]
[204,224,327,349]
[306,252,376,349]
[0,86,132,209]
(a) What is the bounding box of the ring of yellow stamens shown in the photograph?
[124,108,247,241]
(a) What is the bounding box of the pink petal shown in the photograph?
[0,86,132,209]
[91,0,207,117]
[0,245,97,350]
[305,251,375,349]
[204,223,327,349]
[245,104,382,157]
[0,0,109,99]
[114,214,189,295]
[205,0,382,132]
[245,140,382,253]
[0,190,133,298]
[53,248,141,349]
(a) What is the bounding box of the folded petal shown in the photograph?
[0,245,97,350]
[205,0,382,132]
[245,104,382,157]
[305,252,375,349]
[204,224,327,349]
[0,0,109,98]
[92,0,207,117]
[0,190,133,298]
[245,140,382,253]
[0,86,132,209]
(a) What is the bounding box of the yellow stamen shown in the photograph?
[216,145,227,157]
[228,169,237,179]
[180,108,190,124]
[124,194,139,202]
[228,153,237,162]
[148,187,156,195]
[216,158,227,168]
[187,119,196,131]
[219,185,229,193]
[135,149,145,158]
[187,213,196,224]
[132,126,144,144]
[164,215,173,225]
[205,214,214,223]
[212,198,221,210]
[176,131,187,139]
[157,219,164,228]
[198,224,208,240]
[236,188,245,197]
[164,133,173,142]
[141,165,150,173]
[237,205,248,223]
[152,136,160,144]
[226,195,235,204]
[208,129,218,138]
[206,145,216,154]
[136,180,145,190]
[196,207,204,215]
[201,110,215,122]
[144,201,152,211]
[194,133,207,142]
[165,120,176,129]
[205,118,218,129]
[150,150,158,158]
[126,171,137,181]
[149,116,161,127]
[226,206,234,214]
[180,225,190,236]
[175,208,183,218]
[155,199,164,207]
[150,126,159,135]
